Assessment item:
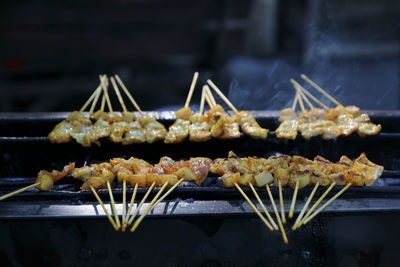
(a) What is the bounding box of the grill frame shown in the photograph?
[1,110,399,219]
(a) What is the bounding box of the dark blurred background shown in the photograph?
[0,0,399,112]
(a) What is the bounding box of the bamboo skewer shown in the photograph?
[303,183,352,225]
[292,182,319,230]
[207,79,239,114]
[126,182,156,225]
[130,182,169,232]
[199,86,207,115]
[88,86,102,118]
[296,83,329,111]
[248,183,277,231]
[234,183,276,232]
[123,183,139,231]
[89,185,119,231]
[152,178,185,207]
[184,72,199,108]
[110,77,128,113]
[278,180,286,224]
[107,181,121,229]
[114,75,144,116]
[205,85,217,107]
[204,89,214,110]
[295,86,306,112]
[288,180,299,219]
[298,182,336,227]
[121,179,127,231]
[291,80,314,110]
[266,184,288,244]
[80,78,104,113]
[100,94,106,112]
[0,182,41,201]
[300,74,342,107]
[99,75,113,112]
[291,92,299,110]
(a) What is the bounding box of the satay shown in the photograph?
[165,107,192,144]
[234,111,269,139]
[35,162,75,191]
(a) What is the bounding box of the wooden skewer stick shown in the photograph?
[291,79,313,110]
[129,178,185,232]
[107,181,121,229]
[278,180,286,224]
[248,183,277,231]
[89,185,119,231]
[99,75,113,112]
[88,86,102,118]
[110,77,127,113]
[205,85,217,107]
[199,86,207,115]
[234,183,276,232]
[122,183,139,231]
[121,179,127,231]
[292,182,319,230]
[300,74,343,107]
[294,86,306,112]
[298,182,336,227]
[126,182,156,225]
[152,177,185,208]
[100,94,106,112]
[303,183,352,225]
[296,83,329,111]
[288,180,299,219]
[114,75,144,116]
[265,184,288,244]
[0,182,41,201]
[207,79,239,114]
[130,182,169,232]
[291,92,299,111]
[204,87,215,110]
[184,72,199,108]
[80,75,106,112]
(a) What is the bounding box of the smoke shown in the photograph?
[223,1,399,111]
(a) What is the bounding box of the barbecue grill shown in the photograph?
[1,110,399,219]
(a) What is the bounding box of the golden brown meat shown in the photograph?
[266,155,291,187]
[345,153,384,186]
[235,111,269,139]
[298,108,341,140]
[175,107,193,120]
[122,121,146,144]
[165,119,190,144]
[276,108,298,140]
[218,116,241,140]
[35,162,75,191]
[188,115,212,142]
[288,156,312,189]
[87,111,112,146]
[48,120,73,144]
[139,116,168,143]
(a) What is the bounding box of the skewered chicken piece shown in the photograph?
[189,114,212,142]
[35,162,75,191]
[204,104,241,140]
[344,153,384,186]
[139,116,168,143]
[297,108,341,140]
[209,151,383,188]
[152,156,212,186]
[48,111,92,145]
[164,107,192,144]
[275,108,299,140]
[234,111,269,139]
[71,162,115,190]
